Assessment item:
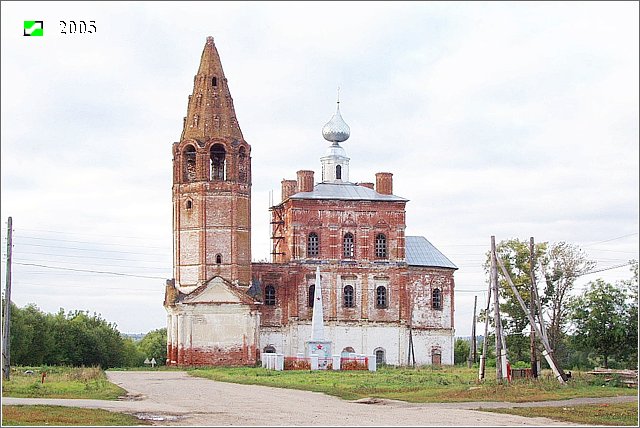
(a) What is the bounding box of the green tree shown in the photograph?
[454,338,470,365]
[9,303,55,366]
[137,328,167,366]
[569,279,628,368]
[121,336,145,367]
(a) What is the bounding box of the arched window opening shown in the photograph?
[215,254,222,264]
[307,232,319,258]
[263,345,276,354]
[308,285,315,307]
[375,348,386,366]
[343,285,354,308]
[264,285,276,306]
[343,233,354,258]
[183,145,196,182]
[336,164,342,180]
[212,76,217,87]
[210,144,226,181]
[238,146,247,183]
[376,286,387,309]
[375,234,387,259]
[432,288,442,310]
[185,200,192,210]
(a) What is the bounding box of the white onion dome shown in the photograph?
[322,103,350,143]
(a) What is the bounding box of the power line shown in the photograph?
[583,233,639,247]
[12,262,167,280]
[12,235,169,250]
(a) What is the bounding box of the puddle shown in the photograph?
[135,413,183,422]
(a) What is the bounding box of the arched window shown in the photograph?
[343,285,354,308]
[238,146,247,183]
[210,144,226,181]
[308,284,315,307]
[375,234,387,259]
[341,346,355,355]
[264,285,276,306]
[212,76,217,87]
[376,286,387,309]
[263,345,276,353]
[183,145,196,182]
[185,200,192,210]
[307,232,319,258]
[336,164,342,180]
[343,233,354,258]
[375,348,386,366]
[432,288,442,310]
[215,254,222,264]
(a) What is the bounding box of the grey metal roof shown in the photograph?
[405,236,457,269]
[289,182,408,202]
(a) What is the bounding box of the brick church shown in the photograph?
[164,37,457,367]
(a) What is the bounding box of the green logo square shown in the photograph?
[24,21,44,36]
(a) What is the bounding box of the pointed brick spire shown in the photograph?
[181,36,244,142]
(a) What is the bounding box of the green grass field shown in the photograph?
[189,366,637,403]
[2,366,125,400]
[481,402,639,426]
[1,405,150,426]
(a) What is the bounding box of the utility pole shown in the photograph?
[2,217,13,381]
[468,295,477,368]
[478,280,492,381]
[529,237,538,378]
[496,254,568,384]
[491,236,504,382]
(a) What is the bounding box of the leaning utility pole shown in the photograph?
[468,295,477,367]
[2,217,13,381]
[529,237,538,378]
[496,254,568,384]
[491,236,504,382]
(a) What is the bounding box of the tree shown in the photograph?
[137,328,167,365]
[569,279,628,368]
[454,338,470,365]
[543,242,594,359]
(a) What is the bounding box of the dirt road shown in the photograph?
[4,371,635,426]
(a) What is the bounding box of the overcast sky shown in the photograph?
[1,1,638,337]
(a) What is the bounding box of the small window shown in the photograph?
[308,284,315,307]
[343,285,354,308]
[375,348,386,366]
[307,232,319,258]
[185,200,192,210]
[343,233,354,258]
[376,286,387,309]
[265,285,276,306]
[336,164,342,180]
[215,254,222,264]
[263,345,276,354]
[432,288,442,310]
[375,234,387,259]
[212,76,217,86]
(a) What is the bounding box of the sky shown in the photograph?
[1,1,638,337]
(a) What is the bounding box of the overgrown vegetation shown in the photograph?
[189,366,637,403]
[481,402,638,426]
[1,405,150,426]
[2,302,166,369]
[2,366,125,400]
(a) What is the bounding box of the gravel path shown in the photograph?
[3,371,636,426]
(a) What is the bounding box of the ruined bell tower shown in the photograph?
[172,36,251,288]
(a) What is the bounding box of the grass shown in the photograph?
[481,402,639,426]
[1,405,150,426]
[2,366,126,400]
[189,366,638,403]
